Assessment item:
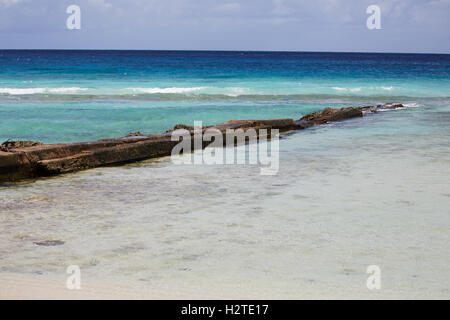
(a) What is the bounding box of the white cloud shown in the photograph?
[0,0,22,7]
[272,0,290,16]
[88,0,112,9]
[214,2,241,13]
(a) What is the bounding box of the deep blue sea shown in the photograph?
[0,50,449,142]
[1,50,449,298]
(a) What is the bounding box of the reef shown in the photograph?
[0,103,403,183]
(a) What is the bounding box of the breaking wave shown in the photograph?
[0,85,445,103]
[129,87,206,94]
[332,86,394,92]
[0,87,88,95]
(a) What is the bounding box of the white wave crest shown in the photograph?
[403,103,420,108]
[332,87,361,92]
[0,88,46,95]
[331,86,397,93]
[47,87,88,93]
[0,87,88,95]
[130,87,206,94]
[224,87,247,97]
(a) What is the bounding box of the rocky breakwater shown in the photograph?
[0,103,403,182]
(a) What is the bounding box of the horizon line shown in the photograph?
[0,48,449,55]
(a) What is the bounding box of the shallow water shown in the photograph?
[1,51,449,298]
[1,102,449,298]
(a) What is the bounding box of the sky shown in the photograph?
[0,0,449,53]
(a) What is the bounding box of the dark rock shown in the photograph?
[379,103,404,110]
[1,140,43,149]
[126,131,144,137]
[173,124,195,131]
[360,103,404,115]
[294,120,310,129]
[300,107,363,125]
[360,105,378,114]
[33,240,65,246]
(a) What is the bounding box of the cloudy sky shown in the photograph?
[0,0,449,53]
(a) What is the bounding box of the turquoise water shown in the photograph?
[1,50,449,142]
[0,51,449,298]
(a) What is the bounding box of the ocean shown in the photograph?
[1,50,449,143]
[0,50,449,298]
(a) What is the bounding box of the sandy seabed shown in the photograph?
[0,272,225,300]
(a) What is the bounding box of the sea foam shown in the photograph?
[0,87,88,95]
[332,86,394,93]
[129,87,206,94]
[332,87,362,92]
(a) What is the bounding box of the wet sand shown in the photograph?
[0,272,227,300]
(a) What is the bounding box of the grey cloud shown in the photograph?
[0,0,448,52]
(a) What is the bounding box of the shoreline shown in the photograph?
[0,272,230,300]
[0,103,402,183]
[0,271,434,300]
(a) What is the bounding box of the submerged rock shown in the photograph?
[360,103,404,115]
[33,240,65,246]
[378,103,404,110]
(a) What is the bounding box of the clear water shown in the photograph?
[1,50,449,142]
[0,51,449,298]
